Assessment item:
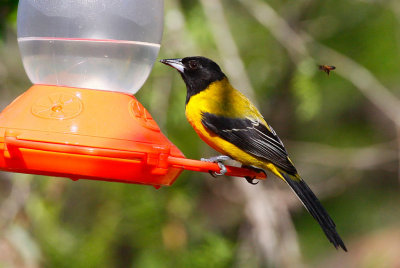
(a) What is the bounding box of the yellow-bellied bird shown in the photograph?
[160,56,346,251]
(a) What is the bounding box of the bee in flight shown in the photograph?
[318,65,336,75]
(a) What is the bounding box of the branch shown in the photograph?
[0,174,31,228]
[236,0,309,64]
[233,180,303,268]
[199,0,256,101]
[287,140,398,170]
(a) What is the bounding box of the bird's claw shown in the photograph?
[214,162,227,176]
[208,162,227,177]
[245,176,259,185]
[201,155,229,177]
[208,171,217,178]
[242,165,266,185]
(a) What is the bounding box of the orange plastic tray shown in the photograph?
[0,85,266,187]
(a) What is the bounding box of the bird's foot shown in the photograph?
[201,155,232,163]
[208,162,227,177]
[242,165,266,185]
[201,155,231,177]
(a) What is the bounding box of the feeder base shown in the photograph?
[0,85,185,186]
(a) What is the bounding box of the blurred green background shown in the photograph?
[1,0,400,267]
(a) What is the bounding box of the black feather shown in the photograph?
[282,173,347,251]
[201,113,297,175]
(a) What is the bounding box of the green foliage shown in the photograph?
[0,0,18,40]
[292,59,321,121]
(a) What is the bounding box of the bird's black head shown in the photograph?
[160,56,226,103]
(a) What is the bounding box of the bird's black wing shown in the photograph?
[201,112,297,175]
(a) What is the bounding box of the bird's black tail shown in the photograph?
[281,172,347,251]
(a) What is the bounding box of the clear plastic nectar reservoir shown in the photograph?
[18,37,160,93]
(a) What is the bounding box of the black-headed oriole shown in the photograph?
[161,56,346,251]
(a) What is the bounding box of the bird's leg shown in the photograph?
[242,165,267,185]
[201,155,231,177]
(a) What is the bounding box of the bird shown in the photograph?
[160,56,347,251]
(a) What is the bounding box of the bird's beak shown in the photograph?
[160,58,185,73]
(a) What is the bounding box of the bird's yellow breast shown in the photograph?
[186,78,263,119]
[185,78,268,168]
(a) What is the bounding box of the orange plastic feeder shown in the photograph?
[0,0,266,188]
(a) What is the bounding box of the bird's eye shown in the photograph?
[188,60,199,70]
